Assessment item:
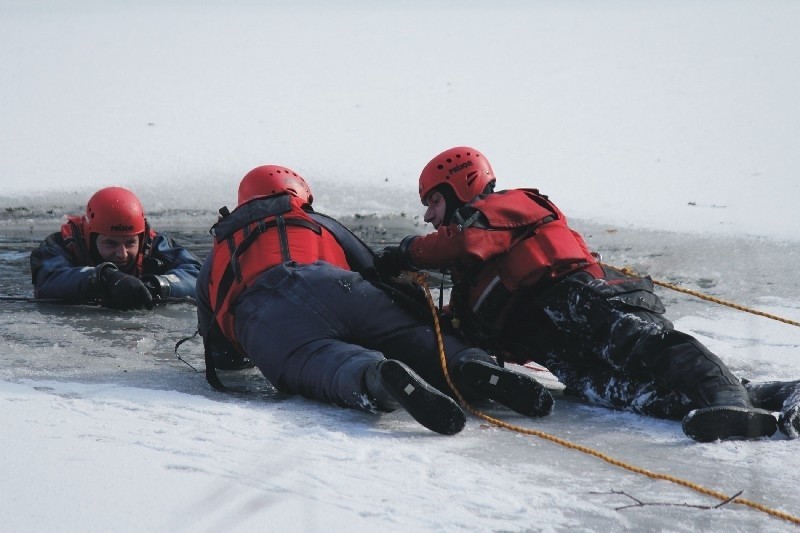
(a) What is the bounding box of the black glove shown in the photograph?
[99,267,154,310]
[374,246,404,279]
[142,257,164,276]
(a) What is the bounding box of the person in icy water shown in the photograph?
[374,146,800,442]
[195,165,554,435]
[30,186,201,310]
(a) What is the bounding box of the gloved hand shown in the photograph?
[374,246,404,279]
[99,267,154,310]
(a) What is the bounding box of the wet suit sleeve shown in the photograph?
[406,224,515,270]
[145,234,203,299]
[29,232,102,301]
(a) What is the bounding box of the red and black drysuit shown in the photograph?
[396,188,782,419]
[195,193,494,409]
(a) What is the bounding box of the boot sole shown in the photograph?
[682,406,777,442]
[380,360,466,435]
[459,360,554,417]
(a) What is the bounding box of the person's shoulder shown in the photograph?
[494,188,544,198]
[468,189,535,209]
[151,231,196,253]
[30,231,76,265]
[149,230,172,243]
[38,231,67,248]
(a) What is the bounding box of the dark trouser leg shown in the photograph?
[745,379,800,438]
[236,262,467,434]
[745,379,800,410]
[634,330,752,409]
[597,311,777,441]
[626,328,778,441]
[503,276,776,440]
[560,367,693,420]
[277,340,466,435]
[306,266,554,416]
[278,339,381,409]
[511,281,753,412]
[626,329,777,441]
[234,264,383,409]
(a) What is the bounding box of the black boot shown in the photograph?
[745,379,800,439]
[457,360,554,417]
[682,406,777,442]
[364,360,466,436]
[634,330,776,441]
[681,383,776,442]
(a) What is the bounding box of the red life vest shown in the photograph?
[207,194,350,348]
[454,189,602,329]
[60,215,156,276]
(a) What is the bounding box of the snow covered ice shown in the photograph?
[1,1,799,531]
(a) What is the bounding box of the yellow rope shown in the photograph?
[615,265,800,328]
[411,273,800,527]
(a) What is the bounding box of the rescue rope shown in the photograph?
[411,273,800,527]
[615,265,800,329]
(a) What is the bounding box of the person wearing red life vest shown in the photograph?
[30,186,201,310]
[195,165,556,435]
[375,146,800,442]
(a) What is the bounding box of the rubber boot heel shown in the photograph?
[380,360,466,435]
[459,360,554,417]
[682,406,777,442]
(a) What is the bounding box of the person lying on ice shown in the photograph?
[195,165,554,435]
[30,186,201,310]
[374,146,800,442]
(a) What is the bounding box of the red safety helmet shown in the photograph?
[418,146,496,204]
[83,186,146,237]
[237,165,313,206]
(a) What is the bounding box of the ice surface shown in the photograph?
[1,2,799,531]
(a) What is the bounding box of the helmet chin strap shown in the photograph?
[88,234,104,265]
[436,185,465,227]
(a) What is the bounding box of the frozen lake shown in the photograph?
[2,208,798,532]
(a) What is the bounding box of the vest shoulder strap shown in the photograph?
[212,195,294,241]
[308,211,376,273]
